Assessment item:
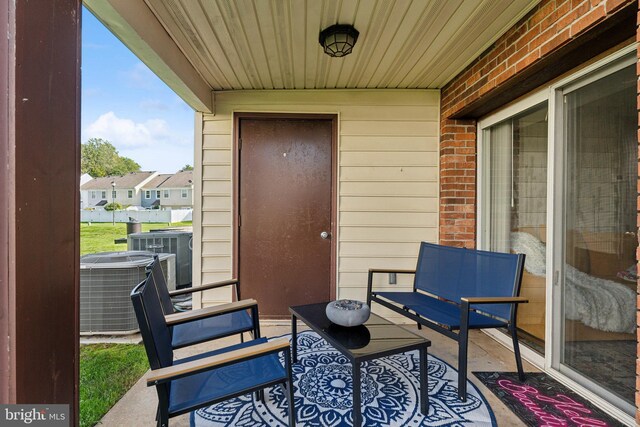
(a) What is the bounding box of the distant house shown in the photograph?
[79,173,93,209]
[140,173,171,209]
[158,170,194,209]
[80,171,158,208]
[141,170,193,209]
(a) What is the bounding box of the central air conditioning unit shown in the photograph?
[80,251,176,334]
[128,230,192,288]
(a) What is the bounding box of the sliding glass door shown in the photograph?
[480,48,637,418]
[554,59,637,411]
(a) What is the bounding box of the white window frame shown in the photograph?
[145,190,151,199]
[111,190,117,199]
[100,191,106,199]
[181,189,188,198]
[127,190,133,199]
[163,189,169,198]
[91,191,96,199]
[156,190,161,199]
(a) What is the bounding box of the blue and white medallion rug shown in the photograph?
[193,331,496,426]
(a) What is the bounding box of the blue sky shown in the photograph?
[82,7,194,174]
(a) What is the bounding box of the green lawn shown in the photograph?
[80,344,149,427]
[80,221,192,255]
[79,221,192,424]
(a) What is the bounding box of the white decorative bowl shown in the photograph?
[325,299,371,327]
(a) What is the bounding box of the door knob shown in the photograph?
[320,231,330,240]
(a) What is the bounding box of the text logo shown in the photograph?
[0,405,69,426]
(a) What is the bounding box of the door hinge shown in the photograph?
[238,215,241,228]
[238,138,242,151]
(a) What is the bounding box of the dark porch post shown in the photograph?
[0,0,81,424]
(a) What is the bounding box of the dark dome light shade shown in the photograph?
[319,24,359,57]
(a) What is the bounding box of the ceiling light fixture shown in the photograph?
[319,24,359,57]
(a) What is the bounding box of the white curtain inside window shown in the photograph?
[487,122,512,253]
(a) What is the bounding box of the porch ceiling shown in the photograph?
[85,0,540,112]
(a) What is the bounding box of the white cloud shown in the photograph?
[85,112,181,148]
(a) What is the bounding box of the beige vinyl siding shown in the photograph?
[194,89,439,321]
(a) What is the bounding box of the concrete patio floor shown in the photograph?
[99,322,533,426]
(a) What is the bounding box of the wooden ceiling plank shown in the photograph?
[290,0,308,88]
[325,0,359,89]
[335,0,377,88]
[304,0,325,88]
[193,0,252,89]
[232,0,275,89]
[416,0,507,87]
[357,0,413,88]
[400,0,478,88]
[254,0,285,89]
[218,0,270,89]
[367,0,432,88]
[164,0,238,89]
[315,0,340,89]
[272,0,295,88]
[379,0,458,88]
[169,0,243,89]
[146,0,225,90]
[345,0,395,87]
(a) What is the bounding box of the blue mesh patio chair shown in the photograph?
[131,270,295,427]
[148,255,259,349]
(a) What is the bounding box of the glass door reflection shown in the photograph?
[561,64,637,405]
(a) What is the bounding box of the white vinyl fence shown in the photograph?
[81,208,193,224]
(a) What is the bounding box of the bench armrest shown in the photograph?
[461,296,529,305]
[368,269,416,275]
[168,279,240,298]
[367,269,416,306]
[164,299,257,326]
[147,338,290,386]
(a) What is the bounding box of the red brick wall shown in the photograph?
[439,0,633,250]
[439,119,476,248]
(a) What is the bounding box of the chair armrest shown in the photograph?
[461,296,529,305]
[168,279,239,297]
[368,269,416,275]
[164,299,257,326]
[147,338,290,386]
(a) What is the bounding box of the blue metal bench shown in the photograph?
[367,242,527,400]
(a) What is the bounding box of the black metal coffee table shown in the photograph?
[290,302,431,427]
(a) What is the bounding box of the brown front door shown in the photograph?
[238,116,334,317]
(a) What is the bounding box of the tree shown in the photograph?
[104,202,123,211]
[112,157,142,176]
[81,138,141,177]
[180,164,194,171]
